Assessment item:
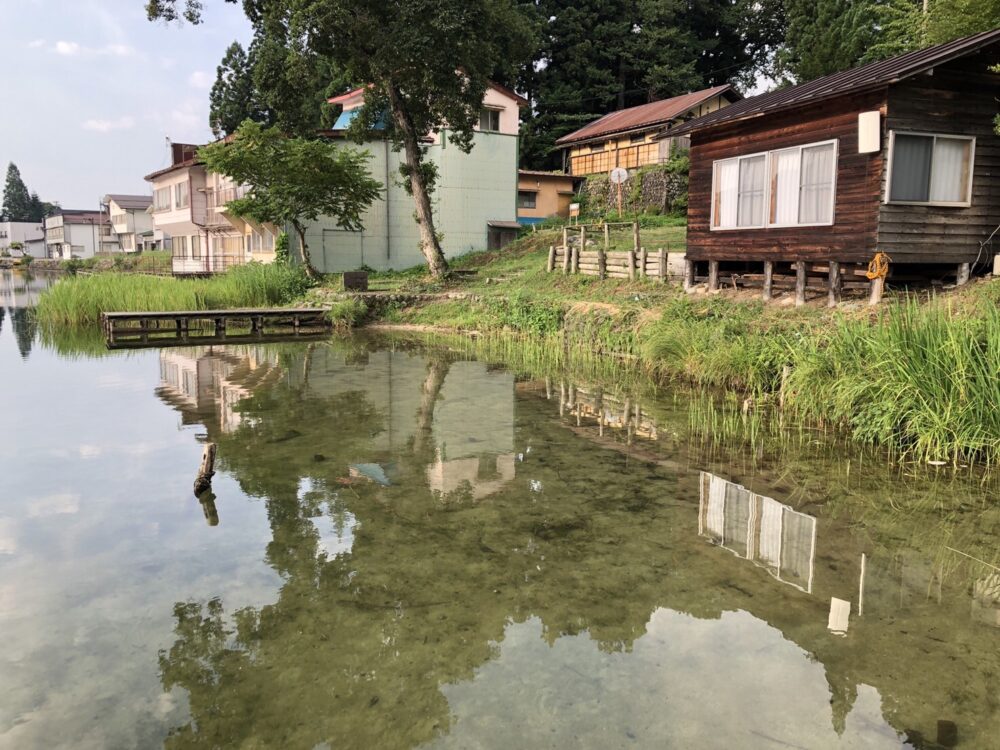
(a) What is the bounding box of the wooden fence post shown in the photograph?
[639,247,647,278]
[763,261,774,301]
[598,248,607,279]
[632,222,640,253]
[547,245,556,273]
[627,248,637,281]
[795,261,806,306]
[580,225,587,255]
[604,223,610,250]
[828,261,841,307]
[562,226,568,250]
[571,245,580,274]
[562,241,571,274]
[657,248,666,282]
[708,260,719,292]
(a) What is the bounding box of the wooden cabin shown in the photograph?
[556,86,741,176]
[668,29,1000,303]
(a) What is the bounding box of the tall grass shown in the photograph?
[642,296,1000,464]
[36,262,313,326]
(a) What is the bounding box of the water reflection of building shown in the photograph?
[292,348,517,499]
[554,381,658,441]
[156,347,282,434]
[699,471,817,593]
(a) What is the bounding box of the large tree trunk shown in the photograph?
[293,221,319,280]
[387,84,449,278]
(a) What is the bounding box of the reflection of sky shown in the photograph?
[0,317,281,748]
[432,611,904,749]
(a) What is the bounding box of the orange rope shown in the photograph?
[865,251,891,280]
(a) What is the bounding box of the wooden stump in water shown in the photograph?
[193,443,217,497]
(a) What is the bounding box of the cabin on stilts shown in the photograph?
[666,29,1000,305]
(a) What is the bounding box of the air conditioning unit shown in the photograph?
[858,111,881,154]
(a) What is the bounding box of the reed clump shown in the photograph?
[36,262,312,326]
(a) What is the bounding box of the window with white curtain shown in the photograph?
[713,139,837,230]
[888,132,974,205]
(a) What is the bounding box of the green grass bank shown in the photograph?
[35,262,312,326]
[315,228,1000,466]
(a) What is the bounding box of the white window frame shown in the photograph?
[885,130,975,208]
[710,149,769,231]
[174,181,190,210]
[710,139,839,232]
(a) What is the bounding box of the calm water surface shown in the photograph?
[2,268,1000,749]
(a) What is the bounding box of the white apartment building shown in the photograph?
[102,194,155,253]
[44,210,118,259]
[0,221,45,257]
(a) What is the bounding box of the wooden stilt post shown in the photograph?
[794,261,806,306]
[957,262,971,286]
[828,261,841,307]
[869,276,885,306]
[708,260,719,292]
[547,245,556,272]
[684,258,696,291]
[193,442,217,497]
[657,248,666,282]
[763,261,774,301]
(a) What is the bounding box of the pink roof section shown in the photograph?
[555,85,738,146]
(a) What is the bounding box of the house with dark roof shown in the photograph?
[555,86,741,176]
[44,209,118,259]
[668,29,1000,302]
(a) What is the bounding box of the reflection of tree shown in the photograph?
[10,307,36,359]
[157,346,1000,748]
[0,306,5,336]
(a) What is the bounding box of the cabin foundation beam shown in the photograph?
[794,261,806,306]
[683,259,696,291]
[827,261,841,307]
[956,262,971,286]
[708,261,719,292]
[762,261,774,301]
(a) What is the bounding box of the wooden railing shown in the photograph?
[570,143,662,176]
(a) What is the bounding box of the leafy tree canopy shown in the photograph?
[198,120,382,278]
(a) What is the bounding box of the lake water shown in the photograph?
[2,268,1000,749]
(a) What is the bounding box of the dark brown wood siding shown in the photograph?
[686,91,886,263]
[878,50,1000,265]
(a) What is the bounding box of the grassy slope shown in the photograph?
[314,227,1000,465]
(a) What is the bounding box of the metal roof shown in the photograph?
[104,194,153,210]
[555,85,738,146]
[668,28,1000,137]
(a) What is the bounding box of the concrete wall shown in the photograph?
[301,131,519,273]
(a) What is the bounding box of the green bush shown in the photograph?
[327,298,368,328]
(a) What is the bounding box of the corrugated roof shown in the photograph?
[105,194,153,210]
[555,85,738,146]
[668,28,1000,137]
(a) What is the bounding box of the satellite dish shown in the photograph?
[609,167,629,184]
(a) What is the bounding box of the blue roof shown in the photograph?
[333,108,386,131]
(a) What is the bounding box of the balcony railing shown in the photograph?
[569,136,690,176]
[205,185,250,208]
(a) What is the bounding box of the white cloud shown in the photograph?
[101,43,136,57]
[81,116,136,133]
[28,494,81,518]
[188,70,213,89]
[49,40,135,58]
[159,57,177,71]
[27,39,46,49]
[54,40,81,56]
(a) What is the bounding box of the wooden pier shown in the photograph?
[101,308,331,349]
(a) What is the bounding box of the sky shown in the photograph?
[0,0,253,208]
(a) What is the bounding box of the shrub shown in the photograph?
[327,298,368,328]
